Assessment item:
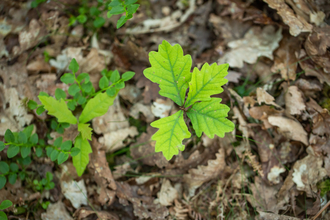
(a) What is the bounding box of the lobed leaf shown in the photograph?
[78,123,92,140]
[79,92,117,124]
[185,63,229,107]
[144,40,192,106]
[187,98,235,138]
[39,96,77,124]
[151,110,191,160]
[72,134,92,176]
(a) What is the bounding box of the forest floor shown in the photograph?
[1,0,330,219]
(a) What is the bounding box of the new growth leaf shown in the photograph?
[144,40,235,160]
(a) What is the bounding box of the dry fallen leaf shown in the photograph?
[61,179,88,209]
[218,25,282,68]
[271,34,301,80]
[268,116,308,145]
[248,176,285,214]
[292,150,327,196]
[151,98,174,118]
[285,86,306,115]
[256,87,281,108]
[41,201,73,220]
[263,0,313,36]
[156,179,179,206]
[184,147,228,197]
[129,102,155,123]
[88,138,117,206]
[73,208,119,220]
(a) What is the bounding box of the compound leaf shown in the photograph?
[39,96,77,124]
[72,134,92,176]
[151,110,191,160]
[79,92,117,124]
[185,63,229,107]
[144,40,192,106]
[187,98,235,138]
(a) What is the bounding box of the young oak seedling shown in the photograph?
[143,40,235,160]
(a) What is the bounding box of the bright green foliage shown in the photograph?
[78,123,93,140]
[39,96,77,124]
[187,98,234,138]
[0,200,12,220]
[151,111,191,160]
[144,40,234,160]
[108,0,140,28]
[72,134,92,176]
[144,40,192,106]
[33,172,55,192]
[79,92,117,124]
[185,63,229,107]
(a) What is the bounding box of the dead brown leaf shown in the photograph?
[88,137,117,206]
[268,116,308,145]
[184,147,228,198]
[256,87,281,108]
[41,201,73,220]
[73,208,119,220]
[271,33,301,80]
[263,0,313,36]
[218,25,282,68]
[285,86,306,115]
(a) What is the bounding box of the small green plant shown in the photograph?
[26,58,134,176]
[33,172,55,193]
[0,200,12,220]
[107,0,140,28]
[143,40,235,160]
[0,161,20,189]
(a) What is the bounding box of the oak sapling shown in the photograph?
[143,40,235,160]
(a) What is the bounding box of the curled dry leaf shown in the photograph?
[41,201,73,220]
[247,176,285,214]
[130,102,155,123]
[61,179,88,209]
[183,147,227,197]
[256,87,281,108]
[271,34,301,80]
[118,84,141,103]
[295,78,322,98]
[304,26,330,73]
[292,151,327,196]
[263,0,313,36]
[218,25,282,68]
[88,138,117,206]
[116,182,169,219]
[157,179,179,206]
[285,86,306,115]
[268,116,308,145]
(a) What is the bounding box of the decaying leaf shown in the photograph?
[248,176,285,214]
[116,182,169,219]
[304,26,330,73]
[271,33,301,80]
[268,116,308,145]
[61,179,88,209]
[285,86,306,115]
[292,150,327,196]
[184,147,228,197]
[256,87,281,108]
[41,201,73,220]
[151,98,174,118]
[88,138,117,205]
[129,102,155,123]
[156,179,179,206]
[263,0,313,36]
[73,208,119,220]
[218,26,282,68]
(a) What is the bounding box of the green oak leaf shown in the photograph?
[79,92,117,124]
[78,123,92,140]
[185,63,229,107]
[151,110,191,160]
[72,134,92,176]
[39,96,77,124]
[187,98,235,138]
[143,40,192,106]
